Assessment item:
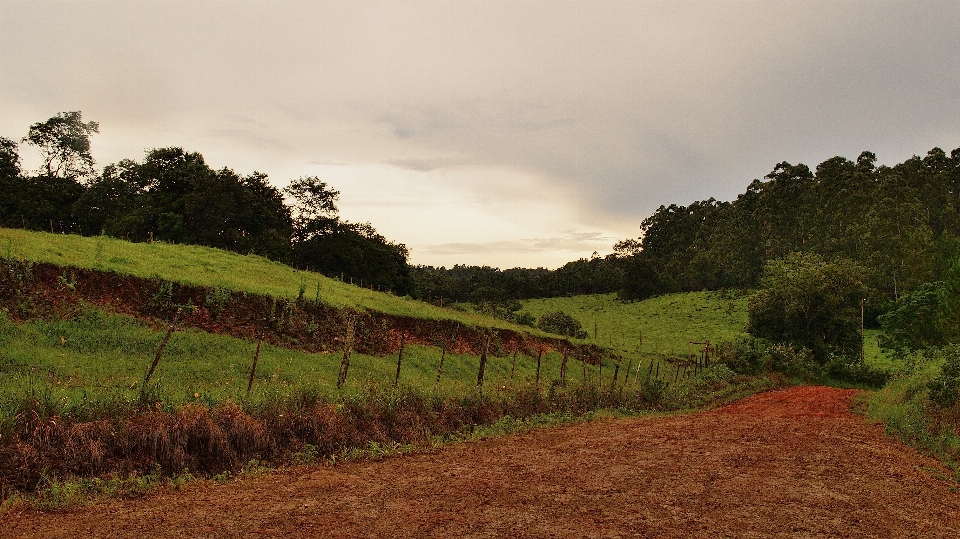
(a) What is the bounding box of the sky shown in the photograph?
[2,1,959,269]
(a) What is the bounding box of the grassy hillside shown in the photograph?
[521,291,891,368]
[521,291,750,359]
[0,309,572,414]
[0,228,531,332]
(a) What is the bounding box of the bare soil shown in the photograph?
[4,386,959,538]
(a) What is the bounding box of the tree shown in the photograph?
[877,281,947,358]
[0,136,20,180]
[0,137,24,227]
[747,252,867,363]
[292,220,413,294]
[284,176,340,242]
[23,111,99,180]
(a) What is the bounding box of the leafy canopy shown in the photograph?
[747,252,867,363]
[23,111,99,179]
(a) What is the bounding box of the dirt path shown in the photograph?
[4,386,959,538]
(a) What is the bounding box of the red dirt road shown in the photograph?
[4,386,959,538]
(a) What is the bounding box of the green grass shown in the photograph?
[521,291,894,370]
[0,308,590,419]
[521,291,749,360]
[861,353,960,480]
[0,228,536,332]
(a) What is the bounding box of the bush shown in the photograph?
[766,343,819,381]
[747,252,866,364]
[716,336,767,375]
[824,356,890,387]
[536,311,588,339]
[929,345,960,407]
[513,311,536,327]
[695,363,736,387]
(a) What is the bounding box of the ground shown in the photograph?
[4,386,959,538]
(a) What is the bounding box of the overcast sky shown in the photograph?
[2,1,959,269]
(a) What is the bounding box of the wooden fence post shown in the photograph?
[476,331,490,388]
[247,322,264,395]
[394,331,407,388]
[141,308,180,401]
[337,312,356,389]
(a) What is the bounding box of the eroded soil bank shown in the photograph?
[5,386,959,538]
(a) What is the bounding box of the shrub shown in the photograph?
[716,336,767,375]
[824,356,890,387]
[929,345,960,408]
[766,343,819,381]
[695,363,736,388]
[536,311,588,339]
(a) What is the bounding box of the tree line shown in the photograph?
[0,112,413,295]
[413,147,960,320]
[4,111,959,319]
[621,149,960,314]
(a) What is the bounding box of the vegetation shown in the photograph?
[747,253,867,364]
[859,258,960,478]
[0,227,530,330]
[536,311,589,339]
[4,111,960,500]
[1,113,411,293]
[0,231,790,507]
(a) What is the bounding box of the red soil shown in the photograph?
[4,386,959,538]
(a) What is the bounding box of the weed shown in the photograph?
[204,287,232,320]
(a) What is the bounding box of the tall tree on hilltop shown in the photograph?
[23,111,99,180]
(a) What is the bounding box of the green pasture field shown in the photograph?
[0,228,534,332]
[521,291,750,358]
[0,309,585,420]
[521,291,891,369]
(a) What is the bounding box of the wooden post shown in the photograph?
[476,331,489,387]
[247,323,264,395]
[435,325,458,392]
[337,312,355,389]
[434,346,447,392]
[141,310,180,401]
[510,347,519,382]
[394,331,407,388]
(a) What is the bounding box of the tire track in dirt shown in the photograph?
[4,386,959,538]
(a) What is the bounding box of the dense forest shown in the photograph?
[3,112,960,324]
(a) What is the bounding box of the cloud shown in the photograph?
[2,0,959,268]
[423,232,617,258]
